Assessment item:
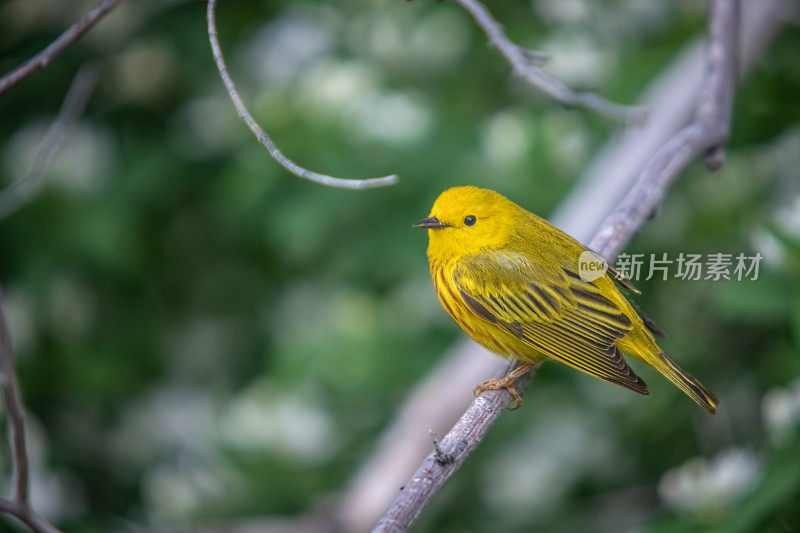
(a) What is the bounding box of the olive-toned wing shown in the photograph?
[453,251,648,394]
[607,263,640,294]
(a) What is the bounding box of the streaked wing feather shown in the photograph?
[607,264,640,294]
[629,300,666,337]
[454,252,648,395]
[519,322,648,394]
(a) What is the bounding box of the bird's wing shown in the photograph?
[606,263,640,293]
[453,251,648,394]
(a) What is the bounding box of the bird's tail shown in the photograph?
[653,352,719,414]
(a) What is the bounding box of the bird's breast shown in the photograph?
[429,258,520,357]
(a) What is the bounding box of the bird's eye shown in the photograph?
[464,215,477,226]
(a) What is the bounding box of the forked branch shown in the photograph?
[206,0,398,190]
[451,0,645,124]
[375,0,739,530]
[589,0,739,258]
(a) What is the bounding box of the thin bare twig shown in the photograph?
[0,284,62,533]
[451,0,645,124]
[206,0,398,190]
[0,377,28,504]
[374,1,740,530]
[0,317,27,507]
[0,65,99,221]
[0,0,121,98]
[373,362,536,532]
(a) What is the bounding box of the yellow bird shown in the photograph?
[414,186,718,414]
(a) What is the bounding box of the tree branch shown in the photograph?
[0,284,63,533]
[0,65,99,221]
[206,0,398,190]
[374,360,537,532]
[589,0,739,260]
[0,0,122,98]
[374,1,740,530]
[451,0,645,124]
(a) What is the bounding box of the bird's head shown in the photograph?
[414,186,518,260]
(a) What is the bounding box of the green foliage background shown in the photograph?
[0,0,798,531]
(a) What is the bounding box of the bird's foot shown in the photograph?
[474,362,537,409]
[474,376,524,409]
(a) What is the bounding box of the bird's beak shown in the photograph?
[413,216,450,229]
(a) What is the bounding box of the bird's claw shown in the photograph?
[474,377,524,409]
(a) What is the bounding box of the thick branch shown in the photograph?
[591,0,738,260]
[0,0,122,98]
[0,65,98,220]
[375,1,739,530]
[696,0,739,170]
[206,0,397,190]
[452,0,645,124]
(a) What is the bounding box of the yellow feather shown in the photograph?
[418,186,718,414]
